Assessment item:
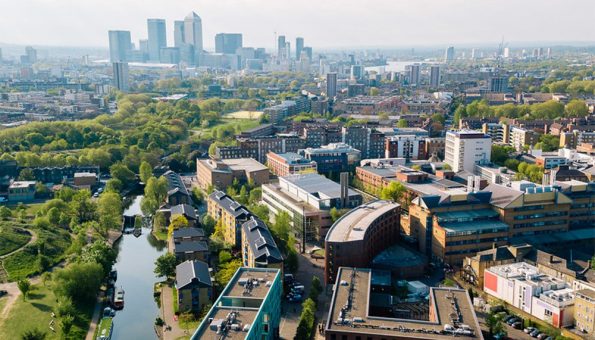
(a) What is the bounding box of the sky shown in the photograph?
[1,0,594,50]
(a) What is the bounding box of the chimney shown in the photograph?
[550,255,554,263]
[340,172,349,208]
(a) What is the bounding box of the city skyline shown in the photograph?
[1,0,594,50]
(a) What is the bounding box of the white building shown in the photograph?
[444,130,491,173]
[484,262,575,328]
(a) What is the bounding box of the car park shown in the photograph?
[512,321,522,329]
[530,329,541,337]
[524,327,536,334]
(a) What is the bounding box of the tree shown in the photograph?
[0,206,12,220]
[453,105,466,127]
[139,161,153,183]
[369,87,380,96]
[142,176,169,215]
[59,314,74,338]
[80,241,117,276]
[153,211,167,234]
[201,215,216,237]
[97,192,123,234]
[271,211,291,241]
[154,253,178,278]
[538,134,560,152]
[491,145,516,165]
[105,178,123,192]
[219,250,232,264]
[17,279,31,301]
[21,329,47,340]
[53,262,103,304]
[215,259,242,288]
[167,215,189,239]
[110,163,136,184]
[397,119,408,128]
[486,313,506,337]
[380,182,405,203]
[18,168,35,181]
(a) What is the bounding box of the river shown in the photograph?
[111,195,167,340]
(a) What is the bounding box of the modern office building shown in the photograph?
[299,143,361,174]
[324,200,400,283]
[444,46,455,62]
[295,37,304,60]
[173,20,185,47]
[108,30,132,62]
[266,152,317,177]
[262,173,363,244]
[184,12,203,64]
[147,19,167,62]
[277,35,286,59]
[159,47,180,64]
[112,62,129,92]
[324,267,482,339]
[342,126,385,159]
[302,46,312,60]
[409,64,420,86]
[196,158,269,191]
[489,76,508,93]
[350,65,364,81]
[384,135,426,160]
[444,130,492,173]
[241,216,283,270]
[207,190,252,248]
[191,267,282,340]
[175,260,212,313]
[430,65,441,88]
[326,72,337,98]
[484,262,575,328]
[215,33,243,54]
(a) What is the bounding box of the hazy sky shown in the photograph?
[2,0,594,49]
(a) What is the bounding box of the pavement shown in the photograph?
[84,292,104,340]
[279,247,328,340]
[161,284,188,340]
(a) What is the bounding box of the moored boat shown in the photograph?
[113,286,125,309]
[96,317,113,340]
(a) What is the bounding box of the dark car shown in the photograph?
[530,329,541,337]
[512,321,523,329]
[0,290,7,297]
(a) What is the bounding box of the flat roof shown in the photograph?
[221,158,268,173]
[325,267,482,339]
[326,200,399,242]
[281,173,359,200]
[440,220,510,234]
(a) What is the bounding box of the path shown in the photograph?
[0,261,65,326]
[161,284,187,340]
[84,293,104,340]
[0,229,38,260]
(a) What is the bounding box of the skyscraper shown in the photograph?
[303,47,313,60]
[470,48,476,60]
[295,37,304,60]
[409,64,420,86]
[430,65,441,88]
[184,12,203,65]
[108,30,132,62]
[25,46,37,64]
[350,65,364,81]
[174,20,185,48]
[277,35,286,59]
[112,62,129,92]
[215,33,243,54]
[444,46,455,62]
[489,77,508,93]
[147,19,167,62]
[326,72,337,98]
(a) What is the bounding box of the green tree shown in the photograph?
[153,211,167,234]
[18,168,35,181]
[154,253,178,278]
[215,259,242,288]
[272,211,291,241]
[53,262,103,304]
[79,241,117,276]
[565,99,588,117]
[219,250,232,264]
[0,206,12,220]
[167,215,189,239]
[139,161,153,183]
[110,163,136,183]
[380,182,405,203]
[97,192,123,234]
[491,145,516,165]
[17,279,31,301]
[369,87,379,96]
[141,176,169,215]
[201,215,216,237]
[59,314,74,338]
[20,329,47,340]
[397,119,408,128]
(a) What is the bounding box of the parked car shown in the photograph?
[537,334,549,340]
[512,321,522,329]
[524,327,536,334]
[530,329,541,338]
[0,290,7,297]
[504,315,516,323]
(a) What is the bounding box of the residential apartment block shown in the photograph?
[196,158,269,190]
[241,216,283,270]
[207,190,252,247]
[444,130,491,173]
[175,260,212,313]
[266,152,317,177]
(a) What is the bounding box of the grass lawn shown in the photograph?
[0,222,32,256]
[191,118,261,139]
[0,283,94,340]
[3,226,71,281]
[152,228,168,242]
[223,110,263,119]
[172,286,179,314]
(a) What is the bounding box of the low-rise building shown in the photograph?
[324,200,400,283]
[574,289,595,335]
[8,181,36,202]
[73,172,97,188]
[207,190,252,247]
[241,216,283,270]
[299,143,361,174]
[171,227,206,248]
[262,173,362,243]
[175,260,212,313]
[173,240,209,262]
[163,170,192,206]
[196,158,269,191]
[324,267,483,340]
[266,152,317,177]
[484,262,574,328]
[191,267,282,340]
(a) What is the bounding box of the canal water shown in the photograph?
[111,196,167,340]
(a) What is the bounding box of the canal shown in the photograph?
[111,196,167,340]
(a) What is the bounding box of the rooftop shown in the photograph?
[192,267,280,339]
[269,152,314,165]
[176,260,211,290]
[9,181,36,188]
[281,173,359,201]
[325,267,482,339]
[173,240,209,253]
[172,227,205,239]
[242,216,283,265]
[208,191,252,218]
[221,158,268,173]
[326,200,399,242]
